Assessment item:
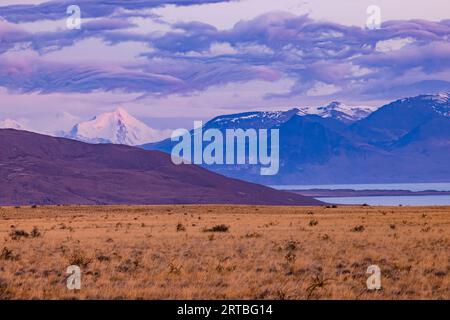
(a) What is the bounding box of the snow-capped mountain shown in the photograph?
[317,101,377,122]
[0,119,24,130]
[66,108,170,146]
[207,108,300,129]
[352,92,450,142]
[207,102,376,131]
[391,92,450,117]
[297,102,377,123]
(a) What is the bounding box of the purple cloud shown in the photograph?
[0,0,235,22]
[358,41,450,73]
[0,54,184,94]
[0,8,449,100]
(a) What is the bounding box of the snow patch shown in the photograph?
[0,118,24,130]
[297,102,376,122]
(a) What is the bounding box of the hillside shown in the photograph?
[0,129,321,206]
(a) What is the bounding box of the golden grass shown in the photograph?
[0,205,448,299]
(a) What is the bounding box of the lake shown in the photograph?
[270,182,450,206]
[316,195,450,206]
[271,182,450,192]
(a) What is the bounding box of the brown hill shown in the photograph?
[0,129,322,206]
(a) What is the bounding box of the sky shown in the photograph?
[0,0,449,132]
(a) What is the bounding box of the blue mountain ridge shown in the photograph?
[141,93,450,184]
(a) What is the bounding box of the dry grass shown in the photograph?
[0,205,448,300]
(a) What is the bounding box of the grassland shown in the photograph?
[0,205,448,299]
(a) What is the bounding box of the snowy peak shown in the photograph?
[67,108,169,146]
[208,108,299,129]
[393,92,450,117]
[296,102,376,123]
[0,118,24,130]
[316,101,376,123]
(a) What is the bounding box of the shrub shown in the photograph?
[244,232,261,238]
[176,223,186,232]
[321,234,330,241]
[9,229,29,240]
[203,224,229,232]
[284,240,298,251]
[285,252,296,264]
[168,261,182,275]
[96,254,110,262]
[30,226,42,238]
[0,247,19,261]
[68,251,92,268]
[116,258,140,273]
[351,225,365,232]
[0,278,10,299]
[306,274,333,300]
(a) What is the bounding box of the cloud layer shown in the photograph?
[0,0,449,117]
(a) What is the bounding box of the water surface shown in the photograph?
[317,195,450,206]
[272,182,450,192]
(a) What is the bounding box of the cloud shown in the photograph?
[0,0,235,22]
[375,38,415,52]
[0,5,449,103]
[307,82,341,97]
[0,19,29,53]
[0,50,184,94]
[0,16,138,54]
[153,0,450,30]
[358,41,450,74]
[166,13,450,98]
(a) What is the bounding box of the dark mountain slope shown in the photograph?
[351,94,449,144]
[0,129,322,206]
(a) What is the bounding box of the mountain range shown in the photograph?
[142,92,450,185]
[2,93,448,185]
[203,101,376,130]
[0,129,321,206]
[0,101,374,146]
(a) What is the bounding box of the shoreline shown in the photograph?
[291,189,450,197]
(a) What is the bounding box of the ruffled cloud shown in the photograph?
[0,1,448,106]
